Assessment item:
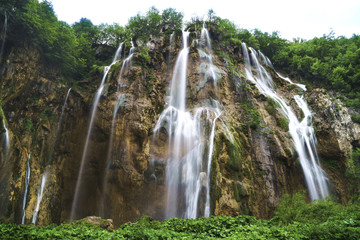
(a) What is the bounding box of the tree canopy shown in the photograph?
[1,1,359,110]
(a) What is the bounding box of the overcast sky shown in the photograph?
[49,0,360,41]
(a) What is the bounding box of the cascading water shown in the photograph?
[1,119,10,163]
[98,44,135,217]
[31,172,47,224]
[22,154,31,224]
[117,41,135,89]
[154,29,222,219]
[241,43,329,200]
[99,93,126,217]
[58,88,72,131]
[198,24,219,86]
[70,43,123,220]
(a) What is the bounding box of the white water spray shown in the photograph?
[71,43,123,220]
[2,119,10,162]
[154,30,222,219]
[241,43,329,200]
[199,24,219,85]
[31,172,47,224]
[117,41,135,89]
[22,154,31,224]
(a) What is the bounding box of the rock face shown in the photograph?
[0,29,358,226]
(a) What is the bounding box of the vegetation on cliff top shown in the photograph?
[0,193,359,239]
[1,1,359,111]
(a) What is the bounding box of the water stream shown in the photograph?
[1,119,10,164]
[241,43,329,200]
[117,41,135,89]
[21,154,31,224]
[70,43,123,220]
[47,88,71,165]
[99,93,126,217]
[31,172,47,224]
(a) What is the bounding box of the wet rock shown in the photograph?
[80,216,114,230]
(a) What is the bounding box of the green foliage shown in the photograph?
[265,97,278,115]
[25,118,33,132]
[134,47,151,67]
[1,201,360,239]
[161,8,183,34]
[126,7,183,42]
[346,148,360,198]
[276,116,289,131]
[275,191,360,225]
[241,101,262,129]
[351,114,360,124]
[274,33,360,110]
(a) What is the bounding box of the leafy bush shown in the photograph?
[1,204,359,240]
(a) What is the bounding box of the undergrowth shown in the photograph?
[1,192,359,239]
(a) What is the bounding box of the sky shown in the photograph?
[49,0,360,41]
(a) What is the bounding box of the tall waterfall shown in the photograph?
[99,44,135,217]
[21,154,31,224]
[155,28,221,219]
[70,43,123,220]
[31,172,47,224]
[241,43,329,200]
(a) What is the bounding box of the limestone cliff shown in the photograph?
[0,27,358,226]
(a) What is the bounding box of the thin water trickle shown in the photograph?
[241,42,329,200]
[117,42,135,89]
[99,93,125,217]
[32,172,47,224]
[47,88,71,165]
[99,44,135,217]
[22,154,31,224]
[2,119,10,162]
[70,43,123,220]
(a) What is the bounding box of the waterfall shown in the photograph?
[117,41,135,89]
[0,11,7,65]
[168,31,189,111]
[154,29,221,219]
[22,154,31,224]
[31,172,47,224]
[276,72,307,91]
[99,42,135,217]
[47,88,71,165]
[99,93,126,217]
[1,119,10,164]
[58,88,72,130]
[70,42,123,221]
[241,43,329,200]
[198,23,219,87]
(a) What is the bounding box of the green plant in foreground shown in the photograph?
[1,195,359,239]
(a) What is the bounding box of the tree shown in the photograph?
[161,8,183,33]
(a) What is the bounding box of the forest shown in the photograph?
[0,0,359,239]
[1,0,359,115]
